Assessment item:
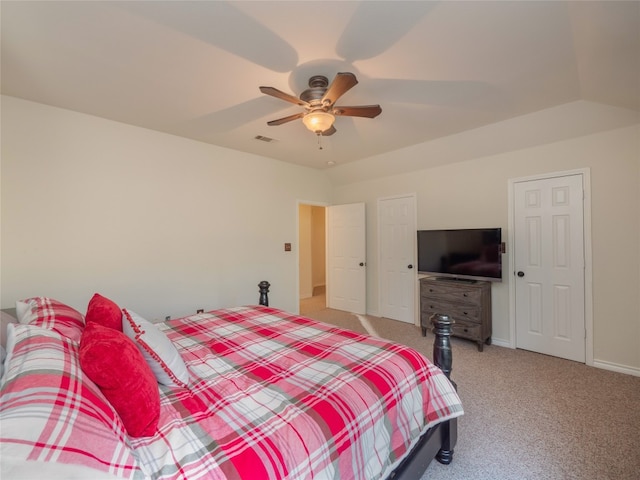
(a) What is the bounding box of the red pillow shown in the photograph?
[86,293,123,331]
[79,322,160,437]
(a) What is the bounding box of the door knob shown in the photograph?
[408,264,413,269]
[517,271,525,277]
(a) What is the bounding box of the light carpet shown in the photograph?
[300,295,640,480]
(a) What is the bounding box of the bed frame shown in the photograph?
[257,281,458,479]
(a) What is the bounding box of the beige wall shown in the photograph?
[0,96,331,318]
[2,95,638,374]
[332,124,640,373]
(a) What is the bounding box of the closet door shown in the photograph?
[514,174,585,363]
[379,194,416,324]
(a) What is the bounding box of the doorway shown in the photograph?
[509,169,593,364]
[298,204,326,315]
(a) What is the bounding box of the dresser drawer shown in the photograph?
[449,304,481,323]
[421,283,482,305]
[422,302,481,323]
[421,302,452,325]
[451,319,482,341]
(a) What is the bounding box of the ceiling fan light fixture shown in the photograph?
[302,111,335,133]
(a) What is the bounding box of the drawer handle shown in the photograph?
[463,328,469,333]
[463,293,468,297]
[463,311,468,315]
[429,288,434,292]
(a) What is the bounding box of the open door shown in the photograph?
[327,203,366,314]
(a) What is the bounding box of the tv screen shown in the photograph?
[417,228,502,281]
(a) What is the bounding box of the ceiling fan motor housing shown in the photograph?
[300,75,329,105]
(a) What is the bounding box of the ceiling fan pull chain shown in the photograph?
[317,133,323,150]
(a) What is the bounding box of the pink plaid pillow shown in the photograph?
[16,297,85,343]
[1,323,142,476]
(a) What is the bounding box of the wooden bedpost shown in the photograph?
[431,313,454,383]
[431,313,457,465]
[387,313,459,477]
[258,281,270,306]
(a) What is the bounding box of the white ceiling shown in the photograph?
[2,1,639,169]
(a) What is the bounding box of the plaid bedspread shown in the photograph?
[1,305,462,480]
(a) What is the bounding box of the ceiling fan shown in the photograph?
[259,72,382,136]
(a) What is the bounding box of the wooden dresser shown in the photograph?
[420,277,492,351]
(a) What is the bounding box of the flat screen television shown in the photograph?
[417,228,502,282]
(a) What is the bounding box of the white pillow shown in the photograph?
[1,323,19,385]
[15,301,32,324]
[122,309,189,388]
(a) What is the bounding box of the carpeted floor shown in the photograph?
[300,294,640,480]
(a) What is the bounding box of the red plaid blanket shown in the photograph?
[1,305,462,479]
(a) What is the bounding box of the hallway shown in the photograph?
[300,285,325,315]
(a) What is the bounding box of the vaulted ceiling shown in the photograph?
[2,1,639,169]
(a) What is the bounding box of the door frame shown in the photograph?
[297,200,329,315]
[507,168,593,366]
[377,193,418,325]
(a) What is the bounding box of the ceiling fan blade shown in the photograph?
[321,72,358,106]
[333,105,382,118]
[266,112,305,126]
[321,125,337,136]
[260,86,308,107]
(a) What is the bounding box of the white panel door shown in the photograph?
[327,203,366,314]
[514,174,585,362]
[379,195,416,323]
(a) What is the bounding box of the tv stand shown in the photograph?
[420,277,492,352]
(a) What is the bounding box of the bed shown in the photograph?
[0,282,462,479]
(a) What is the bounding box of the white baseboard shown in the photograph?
[489,337,512,349]
[491,342,639,377]
[593,359,640,377]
